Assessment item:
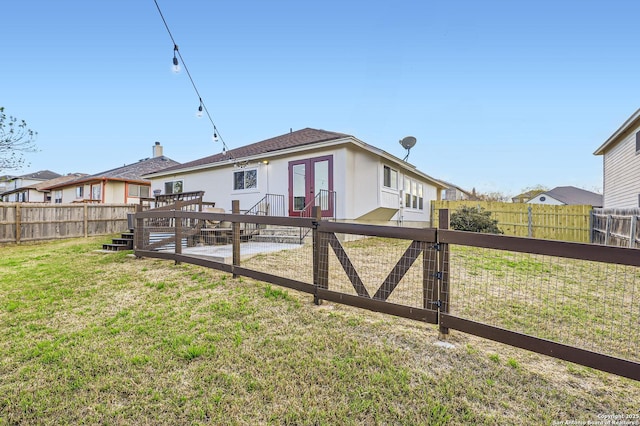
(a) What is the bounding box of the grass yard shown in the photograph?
[0,236,639,425]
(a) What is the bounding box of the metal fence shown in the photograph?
[134,206,640,381]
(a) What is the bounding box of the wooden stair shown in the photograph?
[102,230,134,251]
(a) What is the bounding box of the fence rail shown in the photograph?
[431,200,593,243]
[134,205,640,381]
[0,203,136,243]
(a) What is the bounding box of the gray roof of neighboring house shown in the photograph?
[152,128,348,175]
[541,186,603,206]
[1,173,89,196]
[15,170,61,181]
[43,156,180,189]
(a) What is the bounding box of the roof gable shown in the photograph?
[594,108,640,155]
[543,186,603,206]
[155,128,348,174]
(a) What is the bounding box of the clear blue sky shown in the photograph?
[2,0,639,197]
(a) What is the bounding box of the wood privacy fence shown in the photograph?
[134,204,640,381]
[0,203,136,244]
[431,201,592,243]
[591,208,640,248]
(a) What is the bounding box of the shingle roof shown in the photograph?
[43,156,180,189]
[544,186,603,206]
[16,170,61,180]
[155,128,349,174]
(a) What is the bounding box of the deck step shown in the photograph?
[102,243,131,251]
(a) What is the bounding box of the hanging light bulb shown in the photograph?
[172,44,180,73]
[212,131,219,142]
[222,146,227,156]
[196,99,203,118]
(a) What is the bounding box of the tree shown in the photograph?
[450,206,503,234]
[0,107,38,171]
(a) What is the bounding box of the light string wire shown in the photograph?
[153,0,234,159]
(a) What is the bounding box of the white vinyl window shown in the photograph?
[404,177,424,210]
[91,184,101,201]
[383,165,398,189]
[233,169,257,190]
[128,184,150,198]
[164,181,183,195]
[76,186,84,198]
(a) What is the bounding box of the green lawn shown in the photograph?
[0,237,638,425]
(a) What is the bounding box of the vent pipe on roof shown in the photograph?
[153,141,163,158]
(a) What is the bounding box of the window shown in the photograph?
[404,177,424,210]
[636,131,640,152]
[128,184,150,198]
[233,169,257,190]
[54,191,62,204]
[164,180,183,195]
[383,165,398,189]
[76,186,84,198]
[91,184,101,201]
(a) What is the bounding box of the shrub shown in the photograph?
[450,206,503,234]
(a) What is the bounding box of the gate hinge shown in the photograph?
[430,300,442,308]
[433,271,443,280]
[431,243,441,251]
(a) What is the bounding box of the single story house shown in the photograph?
[144,128,447,226]
[1,170,61,202]
[44,143,179,204]
[593,108,640,208]
[527,186,603,207]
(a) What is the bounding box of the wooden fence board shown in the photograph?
[0,203,136,243]
[431,201,592,243]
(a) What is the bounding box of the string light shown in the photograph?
[153,0,234,159]
[172,44,180,73]
[196,98,203,118]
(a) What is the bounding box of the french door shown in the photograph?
[288,155,333,217]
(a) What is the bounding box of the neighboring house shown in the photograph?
[1,173,87,203]
[143,128,447,226]
[1,170,61,202]
[44,143,179,204]
[593,108,640,208]
[0,175,14,194]
[527,186,603,207]
[511,189,545,203]
[441,181,473,201]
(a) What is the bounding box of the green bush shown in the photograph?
[450,206,503,234]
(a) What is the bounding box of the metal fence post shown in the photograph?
[174,209,182,264]
[438,208,450,339]
[312,206,327,305]
[232,200,240,278]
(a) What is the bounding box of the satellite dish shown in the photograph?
[399,136,417,161]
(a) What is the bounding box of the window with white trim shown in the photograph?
[233,169,257,190]
[164,180,183,195]
[76,186,84,198]
[128,184,150,198]
[383,165,398,189]
[91,184,101,201]
[54,191,62,204]
[404,177,424,210]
